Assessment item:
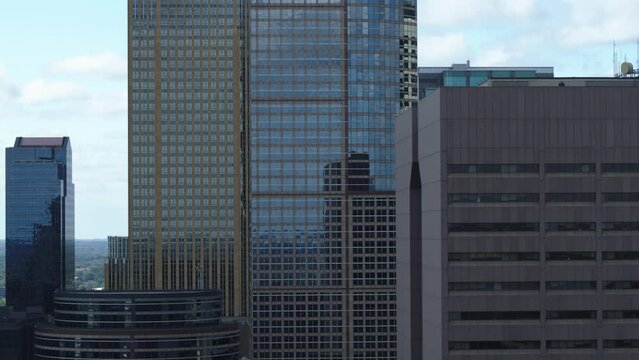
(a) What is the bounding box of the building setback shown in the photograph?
[125,0,250,317]
[418,62,554,99]
[5,137,74,313]
[397,78,639,359]
[249,0,416,358]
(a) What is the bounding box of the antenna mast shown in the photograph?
[613,40,617,76]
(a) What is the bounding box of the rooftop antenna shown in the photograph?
[613,40,617,76]
[636,38,638,71]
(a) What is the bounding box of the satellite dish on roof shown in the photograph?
[621,62,634,75]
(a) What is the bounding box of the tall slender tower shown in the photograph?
[127,0,250,317]
[249,0,417,358]
[5,137,74,313]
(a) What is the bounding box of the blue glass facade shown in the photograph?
[250,1,415,358]
[5,137,74,312]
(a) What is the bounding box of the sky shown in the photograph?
[1,0,639,239]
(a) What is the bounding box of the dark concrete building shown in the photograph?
[397,78,639,359]
[33,290,247,359]
[5,137,74,313]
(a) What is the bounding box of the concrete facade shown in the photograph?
[397,79,639,359]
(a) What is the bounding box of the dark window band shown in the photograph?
[449,282,540,292]
[449,311,539,321]
[603,252,639,261]
[546,222,595,232]
[603,222,639,231]
[545,193,595,202]
[545,163,595,174]
[448,164,539,174]
[546,252,596,261]
[603,193,639,202]
[546,340,597,349]
[449,252,539,262]
[546,281,596,291]
[602,163,639,173]
[547,310,596,320]
[604,281,639,290]
[604,310,639,319]
[448,193,539,204]
[449,341,540,351]
[449,223,539,233]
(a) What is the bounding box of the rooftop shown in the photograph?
[419,61,554,74]
[481,77,639,87]
[16,137,66,147]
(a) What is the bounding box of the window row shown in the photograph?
[448,222,639,233]
[449,281,639,292]
[450,339,639,351]
[446,192,639,203]
[448,163,639,175]
[448,252,610,262]
[449,310,600,321]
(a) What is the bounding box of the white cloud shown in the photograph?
[419,34,469,65]
[86,90,127,116]
[558,0,639,46]
[420,0,537,26]
[49,52,126,78]
[19,79,87,105]
[475,47,515,66]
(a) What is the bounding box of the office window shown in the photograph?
[545,222,595,232]
[602,193,639,202]
[545,163,595,174]
[602,163,639,173]
[546,311,596,320]
[449,341,540,351]
[603,310,639,319]
[546,340,597,349]
[448,252,539,262]
[448,193,539,204]
[448,223,539,233]
[449,311,539,321]
[449,282,539,292]
[604,340,639,349]
[604,281,639,290]
[546,252,596,261]
[602,222,639,231]
[545,193,595,203]
[447,164,539,174]
[603,252,639,261]
[546,281,596,291]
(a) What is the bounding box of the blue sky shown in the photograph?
[1,0,638,239]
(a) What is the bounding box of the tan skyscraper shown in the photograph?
[121,0,249,317]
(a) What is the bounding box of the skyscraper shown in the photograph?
[5,137,74,313]
[127,0,249,317]
[249,1,416,358]
[397,78,639,359]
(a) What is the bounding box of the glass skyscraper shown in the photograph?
[5,137,74,313]
[249,1,416,358]
[127,0,250,317]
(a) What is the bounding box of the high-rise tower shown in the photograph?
[249,1,416,358]
[127,0,250,317]
[5,137,74,313]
